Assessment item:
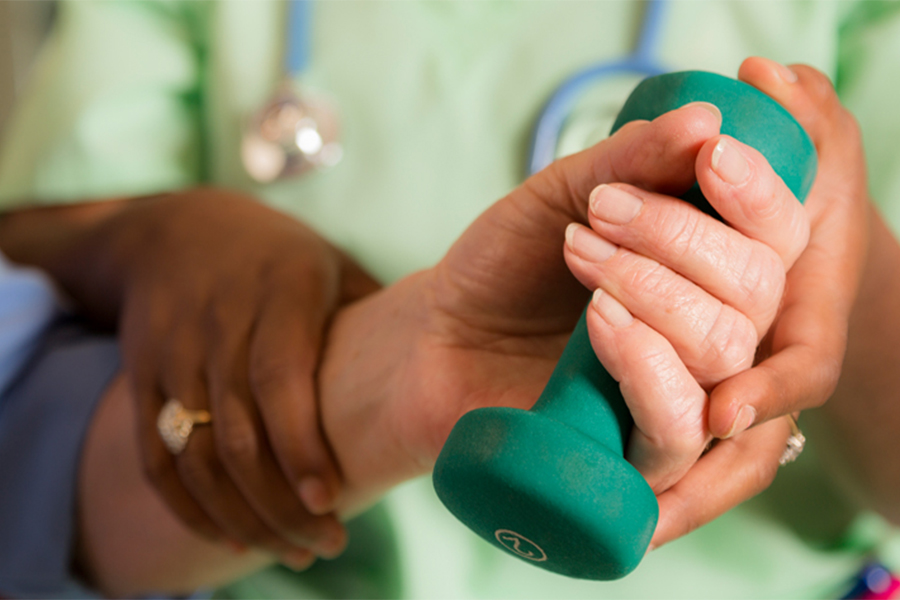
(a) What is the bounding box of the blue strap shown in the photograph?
[527,0,669,176]
[284,0,312,76]
[634,0,667,62]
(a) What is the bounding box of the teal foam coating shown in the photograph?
[433,71,817,580]
[611,71,817,212]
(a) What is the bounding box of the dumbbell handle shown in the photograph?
[535,69,817,470]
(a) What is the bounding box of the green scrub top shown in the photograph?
[2,1,900,598]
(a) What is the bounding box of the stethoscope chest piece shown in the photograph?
[241,80,342,184]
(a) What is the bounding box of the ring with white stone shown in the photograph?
[157,398,212,455]
[779,414,806,466]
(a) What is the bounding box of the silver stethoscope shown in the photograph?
[241,0,670,184]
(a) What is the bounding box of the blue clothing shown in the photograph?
[0,320,119,598]
[0,253,59,397]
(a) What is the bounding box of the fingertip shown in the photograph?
[282,549,316,572]
[737,56,763,82]
[647,512,675,552]
[720,405,757,440]
[564,222,579,252]
[299,475,337,516]
[680,101,722,126]
[654,101,722,149]
[788,64,838,104]
[315,519,348,559]
[777,63,799,85]
[590,289,634,328]
[708,385,746,439]
[710,137,751,187]
[739,57,798,88]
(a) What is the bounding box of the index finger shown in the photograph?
[249,285,345,518]
[695,134,810,270]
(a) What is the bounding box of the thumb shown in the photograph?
[527,102,722,223]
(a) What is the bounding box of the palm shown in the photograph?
[402,180,591,458]
[402,106,716,465]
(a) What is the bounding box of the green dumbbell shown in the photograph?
[432,71,817,580]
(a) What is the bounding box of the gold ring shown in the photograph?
[157,398,212,455]
[778,414,806,466]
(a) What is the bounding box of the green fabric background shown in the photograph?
[2,1,900,597]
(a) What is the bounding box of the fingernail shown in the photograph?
[592,289,633,328]
[565,223,617,262]
[683,101,722,123]
[723,405,757,439]
[282,549,315,572]
[225,539,248,555]
[711,138,750,185]
[299,476,332,516]
[589,184,644,225]
[773,62,798,84]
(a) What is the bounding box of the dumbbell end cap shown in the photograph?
[433,407,658,580]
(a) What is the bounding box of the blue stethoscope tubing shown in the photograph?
[527,0,670,176]
[282,0,668,178]
[285,0,312,76]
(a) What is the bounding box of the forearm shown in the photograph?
[0,195,156,325]
[810,204,900,523]
[0,188,327,327]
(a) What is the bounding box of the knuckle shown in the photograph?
[660,428,705,462]
[159,332,196,375]
[249,357,296,398]
[797,65,838,109]
[630,354,707,454]
[216,421,262,467]
[809,345,844,406]
[753,454,780,492]
[652,205,707,261]
[808,389,829,410]
[737,247,785,318]
[237,529,273,550]
[668,488,702,539]
[701,306,757,381]
[142,448,172,488]
[794,67,853,144]
[834,109,865,155]
[278,436,322,482]
[176,514,210,537]
[203,299,234,342]
[744,177,783,224]
[841,110,863,142]
[281,517,321,543]
[177,448,221,491]
[266,253,335,302]
[294,255,332,289]
[660,400,708,456]
[626,261,674,299]
[636,345,676,376]
[252,533,295,556]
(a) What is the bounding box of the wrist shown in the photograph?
[318,269,435,515]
